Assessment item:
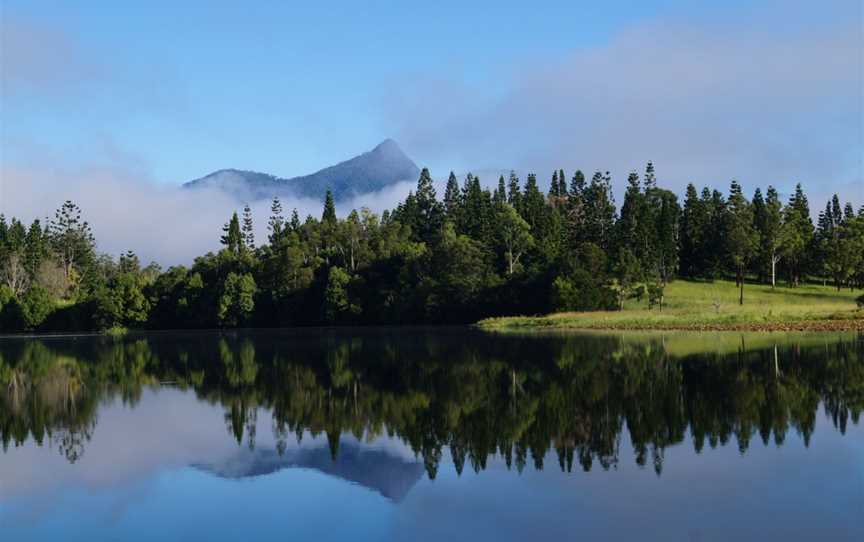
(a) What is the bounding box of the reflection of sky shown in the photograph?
[1,388,863,541]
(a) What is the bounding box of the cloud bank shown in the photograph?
[0,151,421,266]
[385,18,863,204]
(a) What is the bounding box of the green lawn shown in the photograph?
[479,279,863,331]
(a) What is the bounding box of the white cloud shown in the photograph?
[385,19,863,204]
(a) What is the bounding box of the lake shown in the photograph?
[0,329,862,541]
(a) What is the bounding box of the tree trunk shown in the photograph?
[739,267,744,306]
[771,255,776,289]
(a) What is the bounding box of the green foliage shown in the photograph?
[323,266,357,323]
[218,272,257,327]
[3,170,862,332]
[19,286,55,330]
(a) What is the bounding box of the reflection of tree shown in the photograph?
[1,331,862,474]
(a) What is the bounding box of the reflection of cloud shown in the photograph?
[386,18,863,202]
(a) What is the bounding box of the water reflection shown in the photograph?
[2,330,861,481]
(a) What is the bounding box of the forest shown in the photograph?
[1,164,863,331]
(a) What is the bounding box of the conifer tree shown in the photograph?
[290,209,301,232]
[507,171,522,211]
[493,175,507,207]
[679,184,706,277]
[322,189,337,224]
[548,170,560,199]
[617,171,643,261]
[780,184,814,286]
[242,204,255,249]
[268,197,284,244]
[23,219,48,279]
[221,212,243,257]
[724,180,758,304]
[444,171,462,221]
[48,200,95,288]
[643,161,656,190]
[583,171,616,251]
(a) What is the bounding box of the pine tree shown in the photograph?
[242,204,255,249]
[322,189,337,224]
[704,188,727,278]
[679,184,706,277]
[548,170,560,199]
[583,171,616,251]
[444,171,462,221]
[724,180,758,304]
[493,175,507,207]
[781,183,814,286]
[221,212,243,256]
[23,219,48,279]
[564,170,587,250]
[617,170,643,261]
[643,161,656,190]
[507,171,522,211]
[49,200,95,287]
[409,168,443,243]
[521,174,546,231]
[268,197,284,244]
[290,209,301,232]
[649,188,680,284]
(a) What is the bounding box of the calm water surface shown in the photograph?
[0,329,862,541]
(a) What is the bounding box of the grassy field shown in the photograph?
[478,279,864,331]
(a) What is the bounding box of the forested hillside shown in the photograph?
[1,164,862,331]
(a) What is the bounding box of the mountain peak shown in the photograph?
[183,139,420,202]
[372,138,400,152]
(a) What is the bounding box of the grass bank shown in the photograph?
[478,279,864,331]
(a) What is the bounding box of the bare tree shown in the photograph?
[1,252,29,296]
[36,259,68,298]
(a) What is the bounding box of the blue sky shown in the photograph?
[1,0,861,263]
[3,0,860,187]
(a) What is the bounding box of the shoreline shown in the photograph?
[477,316,864,333]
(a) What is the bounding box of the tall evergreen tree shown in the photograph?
[583,171,616,251]
[268,197,284,244]
[48,200,95,290]
[290,209,301,232]
[444,171,462,220]
[780,183,814,286]
[679,184,707,277]
[221,212,244,257]
[617,171,643,263]
[724,180,758,304]
[507,171,522,211]
[322,189,337,224]
[643,161,656,190]
[242,204,255,249]
[413,168,444,243]
[493,175,507,207]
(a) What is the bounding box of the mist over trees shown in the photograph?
[1,165,862,331]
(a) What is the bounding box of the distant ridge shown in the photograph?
[183,139,420,202]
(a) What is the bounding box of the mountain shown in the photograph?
[183,139,420,202]
[194,441,425,502]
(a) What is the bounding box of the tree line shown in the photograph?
[1,164,862,330]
